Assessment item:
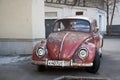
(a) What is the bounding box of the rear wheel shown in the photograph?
[99,48,102,58]
[100,52,102,58]
[86,51,100,73]
[37,65,46,72]
[99,38,103,58]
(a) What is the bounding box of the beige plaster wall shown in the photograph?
[32,0,45,39]
[0,0,32,39]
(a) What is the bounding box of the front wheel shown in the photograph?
[86,51,100,73]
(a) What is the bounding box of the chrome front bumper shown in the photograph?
[32,59,93,67]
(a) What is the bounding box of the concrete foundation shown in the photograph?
[0,38,43,55]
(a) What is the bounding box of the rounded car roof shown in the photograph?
[62,16,89,20]
[57,16,94,23]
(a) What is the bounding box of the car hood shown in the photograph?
[47,31,90,60]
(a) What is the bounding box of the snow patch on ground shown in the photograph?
[0,56,31,65]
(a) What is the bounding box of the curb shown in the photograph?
[104,35,120,38]
[0,54,32,57]
[54,76,110,80]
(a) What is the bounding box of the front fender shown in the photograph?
[85,43,96,62]
[32,40,47,61]
[99,35,103,48]
[74,42,96,63]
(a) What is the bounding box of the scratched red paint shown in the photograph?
[32,16,103,73]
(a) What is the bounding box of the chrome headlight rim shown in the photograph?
[36,47,45,58]
[78,48,89,60]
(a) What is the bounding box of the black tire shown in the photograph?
[37,65,46,72]
[100,53,102,58]
[86,51,100,73]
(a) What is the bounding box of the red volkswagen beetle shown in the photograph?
[32,16,103,73]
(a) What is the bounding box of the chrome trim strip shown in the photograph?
[59,32,69,59]
[72,63,93,67]
[32,60,93,67]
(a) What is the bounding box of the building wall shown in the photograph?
[0,0,45,55]
[0,0,32,39]
[45,0,105,10]
[45,6,62,19]
[45,4,106,34]
[97,9,106,34]
[32,0,45,39]
[112,2,120,25]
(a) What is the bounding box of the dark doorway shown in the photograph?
[45,19,56,38]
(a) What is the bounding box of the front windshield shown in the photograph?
[53,19,90,33]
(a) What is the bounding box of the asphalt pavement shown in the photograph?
[0,38,120,80]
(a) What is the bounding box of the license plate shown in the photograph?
[47,60,70,67]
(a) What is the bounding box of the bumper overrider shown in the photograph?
[32,59,93,67]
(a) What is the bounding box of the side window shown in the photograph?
[54,22,60,31]
[60,22,65,30]
[54,21,65,31]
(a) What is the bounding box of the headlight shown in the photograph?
[36,47,45,57]
[78,48,89,60]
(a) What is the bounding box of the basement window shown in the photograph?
[76,12,83,16]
